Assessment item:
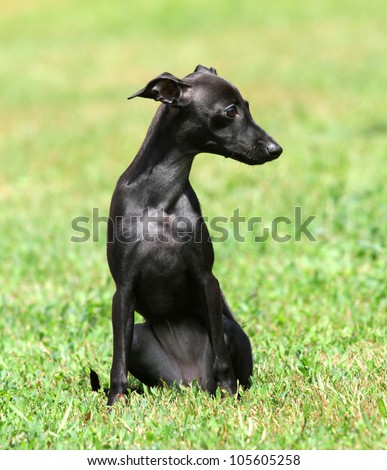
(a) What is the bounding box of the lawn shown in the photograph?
[0,0,386,450]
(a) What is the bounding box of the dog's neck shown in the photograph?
[123,105,197,211]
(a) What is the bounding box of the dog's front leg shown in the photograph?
[200,274,237,395]
[107,287,135,405]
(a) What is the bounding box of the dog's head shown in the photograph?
[128,65,282,165]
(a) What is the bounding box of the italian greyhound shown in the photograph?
[92,65,282,405]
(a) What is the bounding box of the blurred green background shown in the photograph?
[0,0,386,450]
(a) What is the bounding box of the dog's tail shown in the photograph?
[90,368,109,394]
[90,368,143,396]
[90,368,101,392]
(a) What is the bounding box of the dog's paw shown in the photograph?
[107,390,128,406]
[213,359,237,396]
[216,381,237,396]
[214,373,237,396]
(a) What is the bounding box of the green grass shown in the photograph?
[0,0,386,450]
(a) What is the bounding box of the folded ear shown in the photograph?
[127,72,192,106]
[194,64,218,75]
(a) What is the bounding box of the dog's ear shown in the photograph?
[194,64,218,75]
[127,73,192,106]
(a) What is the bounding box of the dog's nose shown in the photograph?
[266,141,283,158]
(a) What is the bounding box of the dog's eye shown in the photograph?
[225,105,238,118]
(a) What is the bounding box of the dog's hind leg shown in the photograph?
[128,316,252,393]
[128,322,187,388]
[128,319,217,392]
[222,315,253,389]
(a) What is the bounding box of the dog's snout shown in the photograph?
[266,141,283,159]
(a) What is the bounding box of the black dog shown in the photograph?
[96,65,282,405]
